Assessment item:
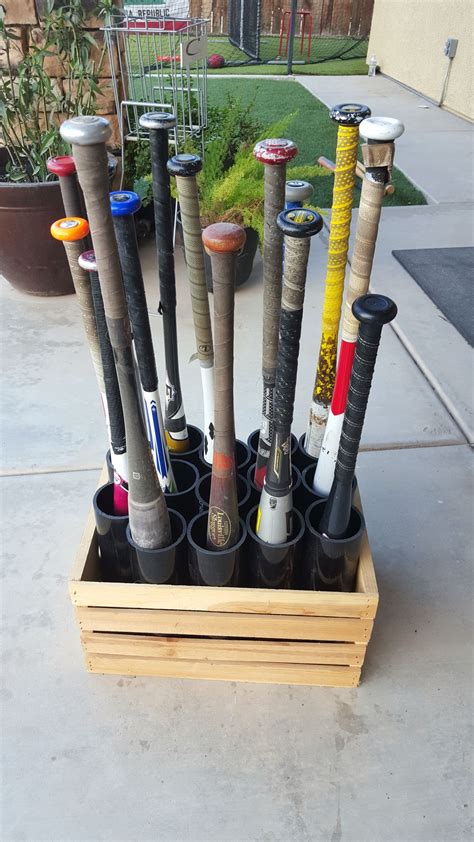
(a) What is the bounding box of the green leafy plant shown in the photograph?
[123,93,263,208]
[0,0,115,182]
[199,112,329,245]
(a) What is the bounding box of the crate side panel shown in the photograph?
[77,607,373,642]
[71,579,378,618]
[86,653,362,687]
[81,632,367,666]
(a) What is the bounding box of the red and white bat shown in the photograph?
[313,116,404,496]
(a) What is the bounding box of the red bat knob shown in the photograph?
[202,223,246,255]
[47,155,76,177]
[253,138,298,165]
[50,217,89,242]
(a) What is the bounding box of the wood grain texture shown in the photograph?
[77,606,374,642]
[82,632,367,665]
[86,653,361,687]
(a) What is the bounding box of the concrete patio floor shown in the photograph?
[1,74,473,841]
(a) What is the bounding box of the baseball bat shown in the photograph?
[304,103,371,458]
[138,112,189,454]
[109,190,176,493]
[253,138,298,489]
[319,293,397,539]
[317,155,395,196]
[202,223,246,551]
[78,249,129,514]
[50,217,128,515]
[60,116,171,550]
[47,155,86,220]
[256,209,322,545]
[314,117,404,496]
[285,179,314,210]
[167,153,215,465]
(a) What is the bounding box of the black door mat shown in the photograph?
[392,247,474,347]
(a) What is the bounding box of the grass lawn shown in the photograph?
[208,57,368,76]
[208,79,427,208]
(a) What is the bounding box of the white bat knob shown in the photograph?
[359,116,405,142]
[60,115,111,146]
[285,179,314,203]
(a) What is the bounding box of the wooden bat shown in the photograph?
[304,103,371,458]
[317,155,395,196]
[167,153,215,465]
[253,137,298,489]
[60,116,171,550]
[314,116,404,496]
[78,249,129,514]
[202,223,246,551]
[256,209,322,545]
[138,112,189,453]
[319,294,397,539]
[110,189,176,494]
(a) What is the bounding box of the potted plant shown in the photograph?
[0,0,111,295]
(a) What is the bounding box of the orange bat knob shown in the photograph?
[50,217,89,242]
[202,222,246,255]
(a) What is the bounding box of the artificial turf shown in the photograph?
[208,79,427,208]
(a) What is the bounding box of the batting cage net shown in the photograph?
[227,0,260,61]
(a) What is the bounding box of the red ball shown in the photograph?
[208,53,225,69]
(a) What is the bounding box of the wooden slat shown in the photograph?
[71,579,377,617]
[77,607,373,642]
[81,632,367,666]
[86,653,361,687]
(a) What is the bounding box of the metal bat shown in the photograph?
[202,223,246,551]
[167,153,215,465]
[314,116,404,496]
[256,208,322,545]
[253,137,298,489]
[78,249,129,514]
[319,293,397,539]
[110,189,176,493]
[304,103,371,458]
[60,115,171,549]
[139,112,189,453]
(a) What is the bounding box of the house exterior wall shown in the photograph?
[368,0,473,120]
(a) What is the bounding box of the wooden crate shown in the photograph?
[69,478,378,688]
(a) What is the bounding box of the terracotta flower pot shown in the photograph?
[0,180,73,296]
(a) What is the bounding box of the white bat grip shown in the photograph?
[312,408,344,496]
[200,363,215,465]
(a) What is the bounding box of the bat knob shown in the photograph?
[50,217,89,242]
[277,207,323,238]
[110,190,141,217]
[352,293,398,327]
[78,250,97,272]
[359,116,405,143]
[167,152,203,177]
[60,115,111,146]
[46,155,76,177]
[330,103,371,125]
[202,222,246,255]
[285,179,314,203]
[253,138,298,165]
[139,111,177,131]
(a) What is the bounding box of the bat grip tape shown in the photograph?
[149,131,176,311]
[89,268,126,452]
[113,214,158,393]
[335,322,382,484]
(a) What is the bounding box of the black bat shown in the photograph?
[319,293,397,539]
[256,208,322,544]
[139,112,189,454]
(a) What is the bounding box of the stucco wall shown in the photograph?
[368,0,473,121]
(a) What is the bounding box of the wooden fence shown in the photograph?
[189,0,374,37]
